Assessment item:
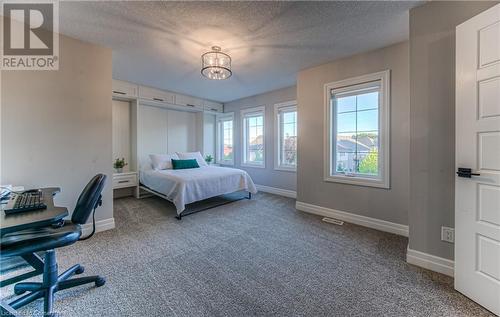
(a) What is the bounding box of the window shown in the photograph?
[274,101,297,171]
[324,70,390,188]
[241,106,265,168]
[216,113,234,165]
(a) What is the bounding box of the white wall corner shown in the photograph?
[295,201,409,237]
[406,246,454,277]
[256,184,297,199]
[81,217,115,237]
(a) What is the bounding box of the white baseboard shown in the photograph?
[255,184,297,199]
[82,217,115,236]
[295,201,409,237]
[406,246,454,277]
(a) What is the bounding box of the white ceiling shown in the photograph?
[60,1,422,102]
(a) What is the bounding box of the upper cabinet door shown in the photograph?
[139,86,175,104]
[112,80,138,98]
[204,100,224,113]
[175,94,204,110]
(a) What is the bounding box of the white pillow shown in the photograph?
[149,153,178,170]
[176,151,207,167]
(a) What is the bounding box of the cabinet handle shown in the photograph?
[456,168,480,178]
[118,180,129,184]
[210,108,217,112]
[153,98,164,102]
[113,90,126,95]
[186,104,195,107]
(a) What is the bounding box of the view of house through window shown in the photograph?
[275,102,297,170]
[242,107,265,166]
[325,70,389,188]
[217,114,234,165]
[333,84,380,177]
[332,83,380,176]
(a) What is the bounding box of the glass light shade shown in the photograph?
[201,46,232,80]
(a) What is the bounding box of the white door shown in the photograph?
[455,4,500,315]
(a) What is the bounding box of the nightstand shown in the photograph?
[112,171,138,189]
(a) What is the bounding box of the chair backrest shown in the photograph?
[71,174,107,225]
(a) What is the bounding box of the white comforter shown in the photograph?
[140,166,257,214]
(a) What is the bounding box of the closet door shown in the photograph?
[167,110,196,153]
[137,105,168,169]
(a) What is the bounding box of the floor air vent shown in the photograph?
[322,217,344,225]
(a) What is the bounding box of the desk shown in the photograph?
[0,188,68,236]
[1,187,68,285]
[1,187,68,317]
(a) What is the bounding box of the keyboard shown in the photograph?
[3,191,47,214]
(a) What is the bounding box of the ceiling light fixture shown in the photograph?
[201,46,232,80]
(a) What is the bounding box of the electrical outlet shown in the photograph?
[441,226,455,243]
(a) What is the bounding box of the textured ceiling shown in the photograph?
[59,1,422,102]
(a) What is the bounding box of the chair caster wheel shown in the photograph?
[75,266,85,274]
[95,277,106,287]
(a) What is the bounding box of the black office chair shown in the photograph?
[0,174,107,316]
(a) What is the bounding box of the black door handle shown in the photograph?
[456,168,480,178]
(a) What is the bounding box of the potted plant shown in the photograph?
[204,154,214,165]
[113,157,128,173]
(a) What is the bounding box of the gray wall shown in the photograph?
[408,1,498,260]
[296,42,410,226]
[223,86,297,191]
[1,34,114,223]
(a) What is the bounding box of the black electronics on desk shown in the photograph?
[3,190,47,214]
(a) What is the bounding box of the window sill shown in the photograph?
[241,163,266,169]
[324,174,389,189]
[218,161,234,166]
[274,166,296,172]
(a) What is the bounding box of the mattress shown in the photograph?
[140,166,257,214]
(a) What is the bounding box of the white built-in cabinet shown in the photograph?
[112,79,223,113]
[111,79,222,198]
[196,112,216,161]
[138,86,175,104]
[204,100,224,113]
[112,79,138,98]
[112,99,132,170]
[175,94,204,110]
[112,96,139,197]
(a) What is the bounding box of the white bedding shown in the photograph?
[140,166,257,214]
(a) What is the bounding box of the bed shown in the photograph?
[140,165,257,218]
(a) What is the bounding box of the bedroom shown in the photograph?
[1,1,499,316]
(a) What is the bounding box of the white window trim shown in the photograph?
[323,70,390,189]
[216,112,234,166]
[241,106,266,168]
[274,100,297,172]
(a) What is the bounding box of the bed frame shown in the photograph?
[138,184,251,220]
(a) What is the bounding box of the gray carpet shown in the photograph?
[1,193,493,316]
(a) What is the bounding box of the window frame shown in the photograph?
[241,106,266,168]
[274,100,298,172]
[216,112,234,166]
[324,70,390,188]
